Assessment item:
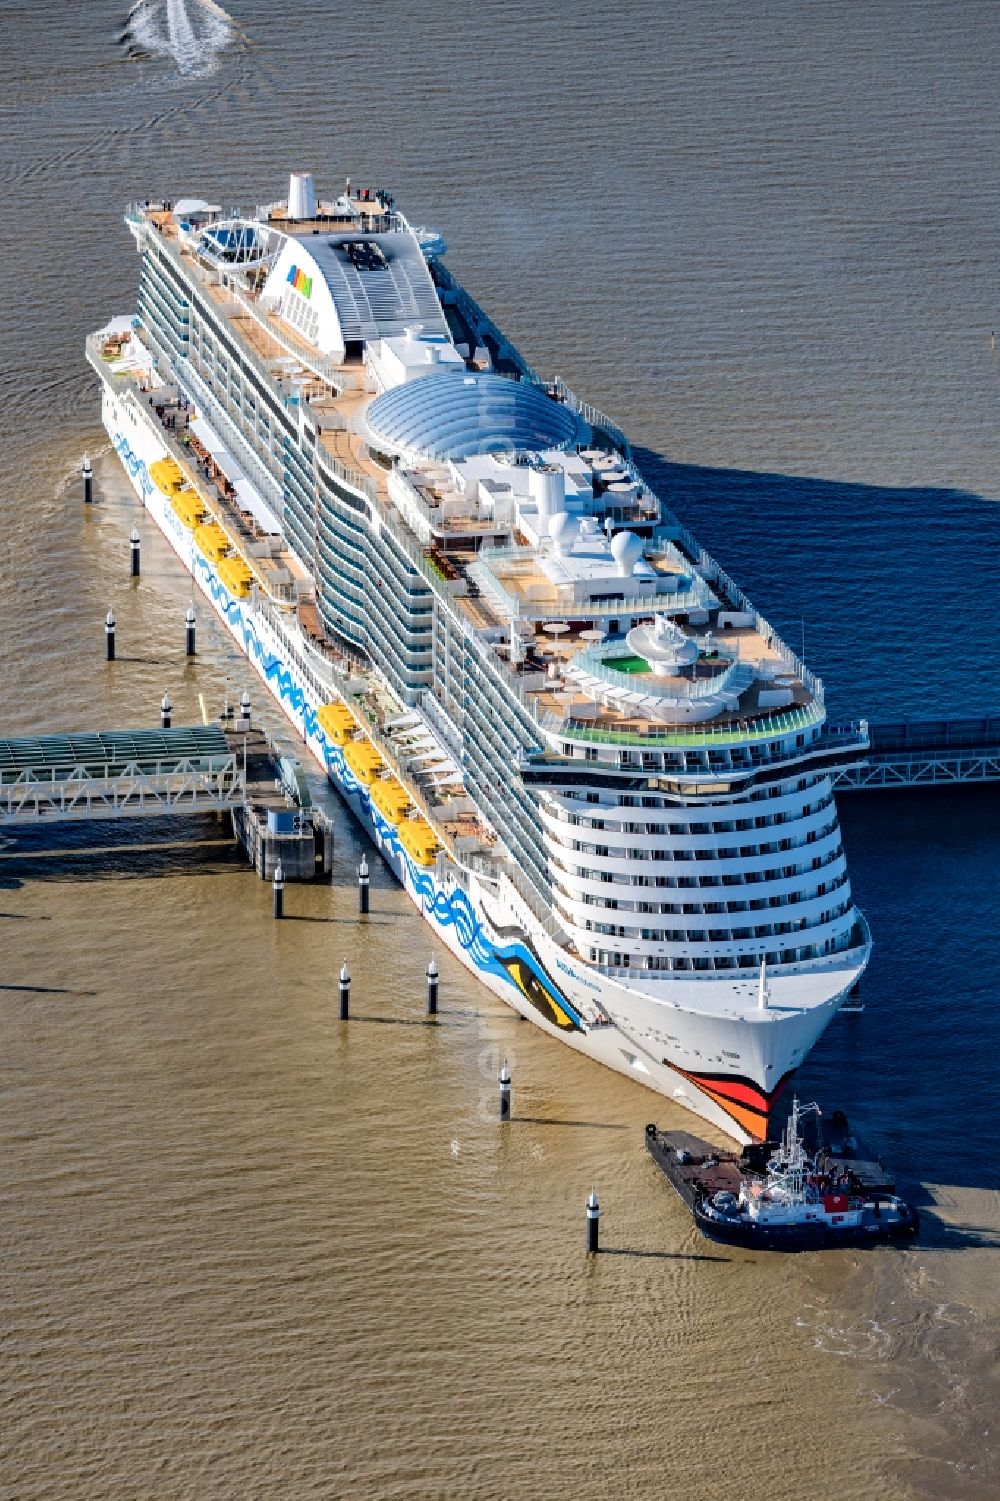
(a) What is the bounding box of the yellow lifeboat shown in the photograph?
[397,817,438,867]
[170,489,206,530]
[150,457,186,496]
[217,555,254,598]
[343,739,384,785]
[370,777,411,825]
[317,702,356,746]
[194,522,231,563]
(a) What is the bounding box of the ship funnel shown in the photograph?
[529,463,565,522]
[287,171,317,220]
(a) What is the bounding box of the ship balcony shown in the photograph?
[537,796,839,855]
[551,876,853,941]
[538,779,833,829]
[557,910,859,970]
[521,718,872,791]
[546,849,849,907]
[583,913,870,984]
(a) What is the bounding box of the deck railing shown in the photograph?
[549,376,631,457]
[431,263,545,384]
[535,700,827,750]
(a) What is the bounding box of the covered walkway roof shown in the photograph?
[0,725,230,780]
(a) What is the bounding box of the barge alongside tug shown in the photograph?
[646,1100,919,1249]
[89,170,872,1144]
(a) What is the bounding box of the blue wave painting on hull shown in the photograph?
[114,433,154,498]
[111,430,583,1028]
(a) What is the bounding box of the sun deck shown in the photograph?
[495,616,812,738]
[479,547,692,611]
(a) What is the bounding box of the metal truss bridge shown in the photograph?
[833,715,1000,792]
[0,725,245,824]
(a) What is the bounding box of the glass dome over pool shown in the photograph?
[365,372,583,461]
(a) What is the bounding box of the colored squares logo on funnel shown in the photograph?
[286,265,313,298]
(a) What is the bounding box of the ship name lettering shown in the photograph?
[555,957,600,993]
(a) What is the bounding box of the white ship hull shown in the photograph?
[100,378,860,1143]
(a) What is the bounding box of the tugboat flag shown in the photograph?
[287,265,313,298]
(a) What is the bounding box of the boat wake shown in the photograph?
[119,0,242,77]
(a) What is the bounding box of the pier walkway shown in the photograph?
[0,726,244,823]
[0,723,332,879]
[833,715,1000,791]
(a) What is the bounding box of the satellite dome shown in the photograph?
[610,529,644,573]
[365,372,582,462]
[549,511,578,555]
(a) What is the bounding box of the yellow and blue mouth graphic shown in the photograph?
[495,948,584,1032]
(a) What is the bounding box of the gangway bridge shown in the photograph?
[0,725,244,822]
[0,723,332,879]
[833,715,1000,792]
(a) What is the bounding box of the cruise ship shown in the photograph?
[87,171,871,1143]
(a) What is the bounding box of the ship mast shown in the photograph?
[768,1097,823,1199]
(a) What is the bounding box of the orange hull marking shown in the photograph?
[693,1081,770,1140]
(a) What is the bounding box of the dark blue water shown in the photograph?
[659,457,1000,1492]
[812,792,1000,1189]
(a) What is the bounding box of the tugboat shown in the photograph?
[646,1099,919,1251]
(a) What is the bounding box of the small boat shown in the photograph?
[646,1098,919,1251]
